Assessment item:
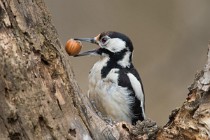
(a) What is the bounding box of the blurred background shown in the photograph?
[44,0,210,126]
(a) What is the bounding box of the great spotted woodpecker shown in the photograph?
[75,31,145,125]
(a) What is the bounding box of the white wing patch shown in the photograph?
[127,73,146,118]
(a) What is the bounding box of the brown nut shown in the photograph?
[65,39,82,56]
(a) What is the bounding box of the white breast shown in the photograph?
[88,57,133,123]
[88,57,109,94]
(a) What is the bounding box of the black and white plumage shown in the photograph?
[75,31,145,125]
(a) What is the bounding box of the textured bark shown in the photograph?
[0,0,89,139]
[0,0,209,140]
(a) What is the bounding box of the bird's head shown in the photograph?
[74,31,134,68]
[74,31,133,57]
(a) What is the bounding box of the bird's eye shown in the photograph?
[101,37,108,44]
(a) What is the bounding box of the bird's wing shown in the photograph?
[118,67,145,123]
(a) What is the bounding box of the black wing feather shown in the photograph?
[118,66,145,124]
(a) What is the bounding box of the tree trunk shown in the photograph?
[0,0,209,140]
[0,0,89,139]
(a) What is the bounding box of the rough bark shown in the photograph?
[0,0,209,140]
[0,0,89,139]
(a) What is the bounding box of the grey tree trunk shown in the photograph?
[0,0,209,140]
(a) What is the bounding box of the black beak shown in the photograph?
[73,38,99,57]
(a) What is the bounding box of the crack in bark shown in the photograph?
[56,99,62,111]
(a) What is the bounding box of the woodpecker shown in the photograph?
[74,31,145,125]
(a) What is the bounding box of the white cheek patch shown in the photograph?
[106,38,126,52]
[127,73,146,118]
